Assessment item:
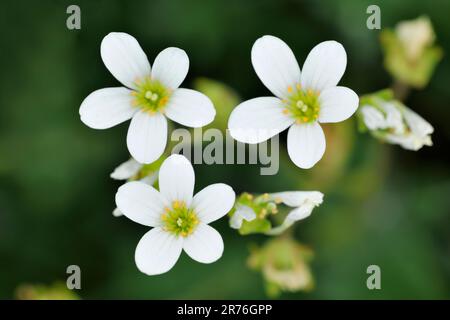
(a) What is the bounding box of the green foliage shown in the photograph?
[15,282,79,300]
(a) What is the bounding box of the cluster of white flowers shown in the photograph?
[360,100,433,151]
[79,33,235,274]
[79,32,434,276]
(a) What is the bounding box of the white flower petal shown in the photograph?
[135,227,183,276]
[360,105,387,130]
[377,104,433,151]
[267,192,323,236]
[386,104,406,134]
[385,132,432,151]
[100,32,151,90]
[301,41,347,92]
[165,88,215,127]
[318,86,359,123]
[183,224,224,264]
[80,87,136,129]
[269,191,324,207]
[158,154,195,205]
[228,97,294,144]
[115,181,167,226]
[235,206,257,221]
[192,183,235,224]
[112,207,123,217]
[230,205,256,229]
[151,47,189,90]
[285,204,315,222]
[110,158,143,180]
[403,107,434,136]
[287,122,326,169]
[251,35,301,99]
[127,111,167,164]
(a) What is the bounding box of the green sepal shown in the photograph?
[239,218,272,235]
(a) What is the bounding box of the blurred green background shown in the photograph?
[0,0,449,299]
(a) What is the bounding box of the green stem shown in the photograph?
[392,80,410,102]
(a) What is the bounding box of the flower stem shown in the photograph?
[392,80,410,101]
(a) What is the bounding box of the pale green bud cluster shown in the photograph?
[380,16,442,88]
[229,192,279,235]
[247,238,314,298]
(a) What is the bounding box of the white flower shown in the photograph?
[80,32,216,164]
[228,35,359,169]
[115,154,235,275]
[266,191,323,235]
[385,107,434,151]
[229,205,256,229]
[360,101,433,151]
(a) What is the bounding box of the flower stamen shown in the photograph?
[131,77,171,113]
[283,85,320,124]
[161,201,199,237]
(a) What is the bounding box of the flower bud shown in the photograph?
[248,238,314,297]
[359,90,433,151]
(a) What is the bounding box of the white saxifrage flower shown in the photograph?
[115,154,235,275]
[110,158,158,217]
[385,107,434,151]
[360,101,434,151]
[266,191,323,235]
[228,35,359,169]
[80,32,216,164]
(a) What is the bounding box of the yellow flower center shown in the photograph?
[282,84,320,124]
[161,201,199,237]
[131,77,171,114]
